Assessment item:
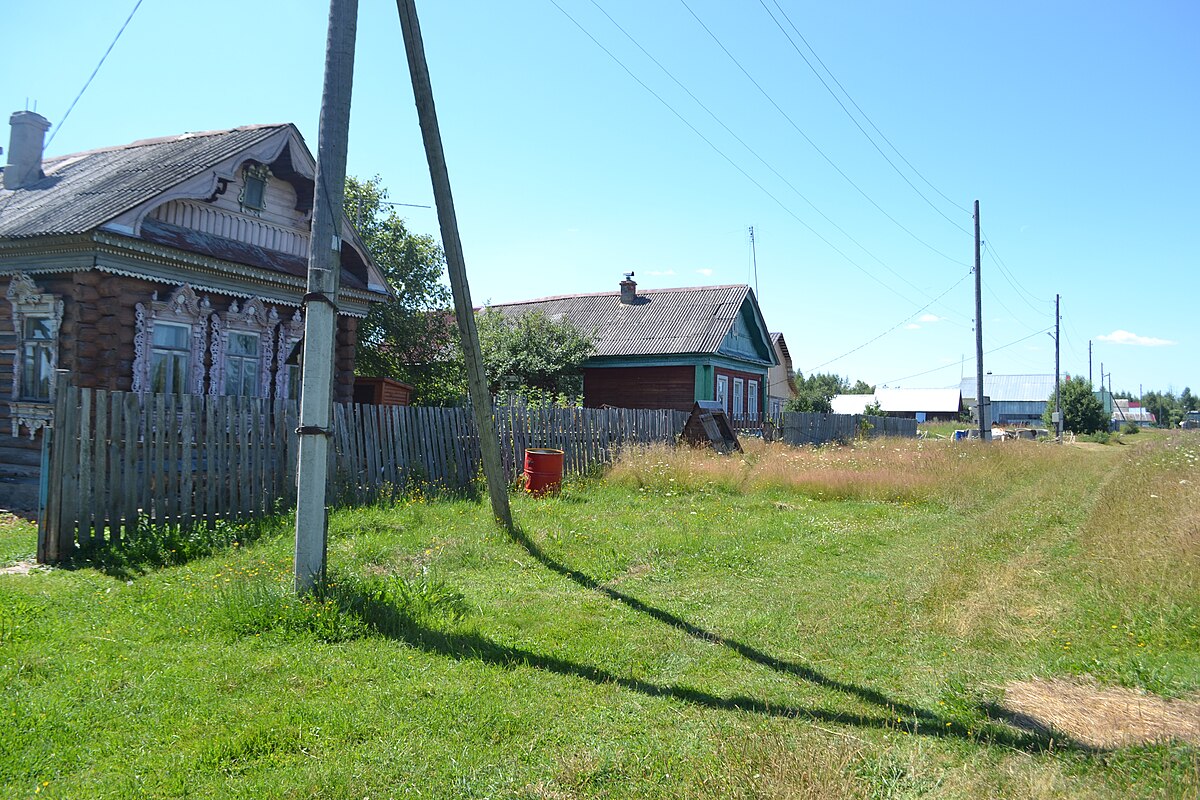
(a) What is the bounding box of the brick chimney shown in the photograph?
[4,111,51,190]
[619,272,637,304]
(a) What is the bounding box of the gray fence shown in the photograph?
[773,412,917,445]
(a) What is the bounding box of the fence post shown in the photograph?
[38,370,71,563]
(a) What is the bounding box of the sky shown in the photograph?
[3,1,1197,395]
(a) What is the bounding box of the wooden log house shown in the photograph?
[0,112,390,511]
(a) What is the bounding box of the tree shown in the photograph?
[849,379,875,394]
[785,372,848,413]
[863,399,885,417]
[345,176,458,404]
[476,308,594,403]
[1043,376,1107,434]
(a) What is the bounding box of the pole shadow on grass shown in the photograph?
[334,529,1091,755]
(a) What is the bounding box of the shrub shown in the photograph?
[1122,421,1140,435]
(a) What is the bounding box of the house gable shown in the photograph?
[718,300,774,365]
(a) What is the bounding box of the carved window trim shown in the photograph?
[238,163,271,215]
[6,273,63,437]
[211,297,279,399]
[133,284,213,395]
[274,309,304,401]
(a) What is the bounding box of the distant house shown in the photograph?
[767,332,798,416]
[0,112,390,510]
[960,374,1056,426]
[1112,399,1155,427]
[831,388,963,421]
[488,276,777,417]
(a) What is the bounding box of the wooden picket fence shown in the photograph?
[37,381,915,562]
[773,411,918,445]
[38,382,689,561]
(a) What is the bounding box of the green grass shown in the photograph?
[0,434,1197,798]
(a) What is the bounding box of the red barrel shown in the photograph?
[523,448,564,496]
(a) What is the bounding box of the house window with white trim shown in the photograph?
[748,379,759,421]
[20,317,55,401]
[150,322,192,395]
[224,332,261,397]
[733,377,745,420]
[134,285,213,395]
[716,374,729,415]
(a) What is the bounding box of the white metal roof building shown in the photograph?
[831,388,964,421]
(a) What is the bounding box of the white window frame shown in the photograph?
[210,297,279,399]
[274,309,304,401]
[6,273,63,437]
[716,374,729,415]
[733,377,745,420]
[748,379,759,420]
[133,284,213,395]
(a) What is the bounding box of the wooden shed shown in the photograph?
[353,376,414,406]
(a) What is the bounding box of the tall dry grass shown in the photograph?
[606,436,1077,506]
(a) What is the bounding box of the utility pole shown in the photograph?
[396,0,512,530]
[974,200,987,441]
[1054,293,1062,442]
[294,0,359,593]
[1088,340,1093,386]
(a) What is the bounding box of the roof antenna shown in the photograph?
[749,225,759,296]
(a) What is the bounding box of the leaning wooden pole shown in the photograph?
[294,0,359,593]
[395,0,513,531]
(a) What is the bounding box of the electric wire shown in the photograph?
[584,0,968,318]
[980,228,1048,309]
[548,0,936,307]
[803,268,973,374]
[759,0,972,235]
[678,0,970,268]
[881,326,1054,385]
[767,1,971,216]
[44,0,146,152]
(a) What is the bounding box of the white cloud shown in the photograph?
[918,314,940,323]
[905,323,921,330]
[696,268,714,277]
[1096,329,1177,347]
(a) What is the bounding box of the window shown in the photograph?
[716,375,729,414]
[240,163,271,213]
[748,380,759,421]
[7,274,63,436]
[224,332,261,397]
[733,377,745,419]
[150,322,191,395]
[20,317,55,401]
[133,285,213,395]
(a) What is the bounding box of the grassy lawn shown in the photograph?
[1,433,1197,798]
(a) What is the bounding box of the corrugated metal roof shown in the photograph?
[0,124,289,238]
[960,374,1057,402]
[488,285,768,359]
[831,388,962,415]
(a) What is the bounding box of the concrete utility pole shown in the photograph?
[294,0,359,594]
[974,200,987,441]
[1088,339,1093,386]
[395,0,512,530]
[1054,293,1062,442]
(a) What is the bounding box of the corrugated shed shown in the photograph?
[489,285,769,359]
[831,388,962,415]
[960,374,1057,402]
[0,125,289,238]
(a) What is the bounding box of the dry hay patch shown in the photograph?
[0,560,44,576]
[1001,678,1200,748]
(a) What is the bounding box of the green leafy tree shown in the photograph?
[863,399,885,417]
[1180,387,1197,413]
[785,372,848,414]
[849,379,875,394]
[1044,376,1107,434]
[345,176,458,404]
[476,308,594,402]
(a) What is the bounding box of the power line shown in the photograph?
[766,1,971,217]
[759,0,972,235]
[548,0,943,309]
[45,0,146,152]
[803,268,973,374]
[677,0,970,268]
[583,0,967,318]
[881,326,1054,385]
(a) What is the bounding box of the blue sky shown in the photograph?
[4,1,1196,395]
